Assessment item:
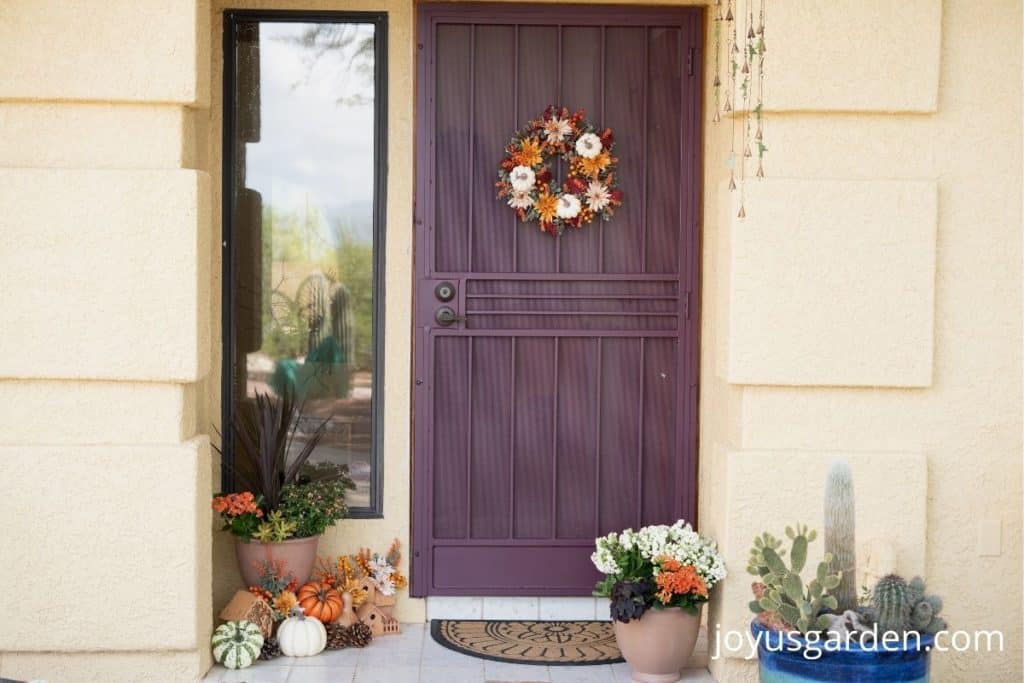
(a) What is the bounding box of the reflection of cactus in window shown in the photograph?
[273,272,354,400]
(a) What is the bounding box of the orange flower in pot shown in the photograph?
[297,581,344,623]
[212,386,355,588]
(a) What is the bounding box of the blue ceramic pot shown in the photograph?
[751,621,933,682]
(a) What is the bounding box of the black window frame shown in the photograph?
[221,9,388,519]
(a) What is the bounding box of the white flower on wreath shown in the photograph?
[543,117,573,144]
[556,193,582,219]
[585,180,611,212]
[575,132,602,159]
[510,165,536,192]
[507,189,534,210]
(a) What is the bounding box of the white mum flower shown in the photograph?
[510,165,536,191]
[544,117,573,144]
[575,132,602,159]
[585,180,611,212]
[556,193,581,219]
[507,189,534,210]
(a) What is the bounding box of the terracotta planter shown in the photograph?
[613,605,701,683]
[234,535,320,588]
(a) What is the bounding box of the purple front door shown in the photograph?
[412,3,703,596]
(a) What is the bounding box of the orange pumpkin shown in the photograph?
[297,582,343,623]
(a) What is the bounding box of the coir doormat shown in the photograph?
[430,619,623,666]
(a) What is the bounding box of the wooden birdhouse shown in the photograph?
[218,590,275,639]
[374,591,397,616]
[357,578,377,605]
[356,601,400,636]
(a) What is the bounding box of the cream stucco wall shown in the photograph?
[0,1,1020,682]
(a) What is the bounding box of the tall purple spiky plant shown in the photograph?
[824,459,857,612]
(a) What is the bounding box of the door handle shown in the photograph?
[435,306,466,326]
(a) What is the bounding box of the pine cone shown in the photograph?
[346,622,373,648]
[259,636,283,660]
[325,622,373,650]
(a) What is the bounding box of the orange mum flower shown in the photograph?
[655,562,707,604]
[513,137,544,167]
[575,151,612,179]
[535,191,559,225]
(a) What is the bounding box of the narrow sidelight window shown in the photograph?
[223,11,388,517]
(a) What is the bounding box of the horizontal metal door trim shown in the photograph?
[430,272,681,281]
[466,294,679,300]
[429,329,680,338]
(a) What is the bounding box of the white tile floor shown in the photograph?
[203,623,713,683]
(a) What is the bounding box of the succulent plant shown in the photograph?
[872,574,947,635]
[747,524,843,634]
[824,460,857,612]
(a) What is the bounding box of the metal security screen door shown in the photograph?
[412,3,702,596]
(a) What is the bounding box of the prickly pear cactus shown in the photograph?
[824,460,857,613]
[747,524,843,634]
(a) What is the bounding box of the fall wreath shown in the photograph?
[496,106,623,236]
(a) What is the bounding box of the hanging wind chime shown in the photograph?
[712,0,767,219]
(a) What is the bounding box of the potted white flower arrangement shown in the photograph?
[592,520,727,683]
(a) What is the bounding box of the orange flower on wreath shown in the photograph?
[535,191,559,225]
[574,151,613,179]
[654,557,707,603]
[512,137,544,167]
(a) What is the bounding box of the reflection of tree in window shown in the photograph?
[279,24,375,106]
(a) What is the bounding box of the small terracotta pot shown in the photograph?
[613,605,701,683]
[235,535,320,588]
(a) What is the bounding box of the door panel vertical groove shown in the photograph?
[640,27,649,273]
[467,24,476,271]
[636,337,645,527]
[508,336,517,538]
[512,24,519,272]
[599,25,607,272]
[465,336,474,538]
[593,336,602,536]
[549,337,560,539]
[554,24,563,274]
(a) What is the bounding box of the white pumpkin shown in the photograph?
[211,620,264,669]
[278,607,327,657]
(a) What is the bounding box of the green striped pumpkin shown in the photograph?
[212,620,264,669]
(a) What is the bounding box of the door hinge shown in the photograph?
[684,291,691,320]
[687,47,695,77]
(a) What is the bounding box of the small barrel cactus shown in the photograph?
[873,574,912,634]
[872,574,947,635]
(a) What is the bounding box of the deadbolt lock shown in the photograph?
[434,281,456,302]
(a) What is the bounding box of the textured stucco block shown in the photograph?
[0,380,196,444]
[0,439,211,651]
[727,179,937,387]
[0,650,205,683]
[716,450,927,643]
[730,0,941,112]
[0,168,211,382]
[0,1,208,105]
[0,103,197,169]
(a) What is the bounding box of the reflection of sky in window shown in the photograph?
[246,23,375,243]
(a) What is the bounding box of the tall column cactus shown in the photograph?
[824,460,857,612]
